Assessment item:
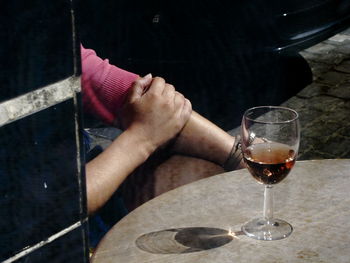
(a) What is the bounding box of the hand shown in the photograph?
[120,75,192,151]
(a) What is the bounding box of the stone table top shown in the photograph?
[92,159,350,263]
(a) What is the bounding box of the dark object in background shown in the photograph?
[78,0,350,130]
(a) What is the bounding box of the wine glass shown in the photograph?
[241,106,300,241]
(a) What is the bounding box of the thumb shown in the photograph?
[138,73,153,87]
[129,74,152,101]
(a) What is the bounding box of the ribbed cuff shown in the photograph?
[101,64,139,117]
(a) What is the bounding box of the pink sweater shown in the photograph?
[81,45,139,125]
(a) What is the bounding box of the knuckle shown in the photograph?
[166,84,175,90]
[186,99,192,109]
[154,76,164,83]
[165,84,175,94]
[148,90,159,98]
[175,93,185,103]
[160,98,172,109]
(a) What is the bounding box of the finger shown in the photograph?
[173,92,186,117]
[128,80,145,102]
[173,91,185,106]
[178,97,191,119]
[139,74,153,94]
[181,98,192,120]
[128,74,153,101]
[139,73,153,86]
[162,83,175,98]
[174,92,191,121]
[147,77,166,95]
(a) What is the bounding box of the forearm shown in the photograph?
[85,129,155,214]
[172,111,237,166]
[86,75,192,214]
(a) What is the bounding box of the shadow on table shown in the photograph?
[135,227,244,254]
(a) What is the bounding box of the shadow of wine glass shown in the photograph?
[135,227,244,254]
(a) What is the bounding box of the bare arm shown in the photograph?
[81,46,239,171]
[86,128,153,214]
[86,76,191,214]
[171,111,239,166]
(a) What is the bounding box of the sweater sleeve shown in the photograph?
[81,45,139,125]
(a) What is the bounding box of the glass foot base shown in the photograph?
[242,218,293,241]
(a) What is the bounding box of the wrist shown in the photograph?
[223,135,244,171]
[121,128,158,159]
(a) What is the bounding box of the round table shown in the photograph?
[92,159,350,262]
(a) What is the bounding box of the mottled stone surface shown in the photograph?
[285,29,350,160]
[0,77,80,126]
[92,159,350,263]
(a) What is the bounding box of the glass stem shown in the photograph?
[263,185,273,223]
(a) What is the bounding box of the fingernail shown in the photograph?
[143,73,152,79]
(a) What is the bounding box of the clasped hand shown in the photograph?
[120,75,192,151]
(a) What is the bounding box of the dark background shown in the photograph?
[77,0,350,130]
